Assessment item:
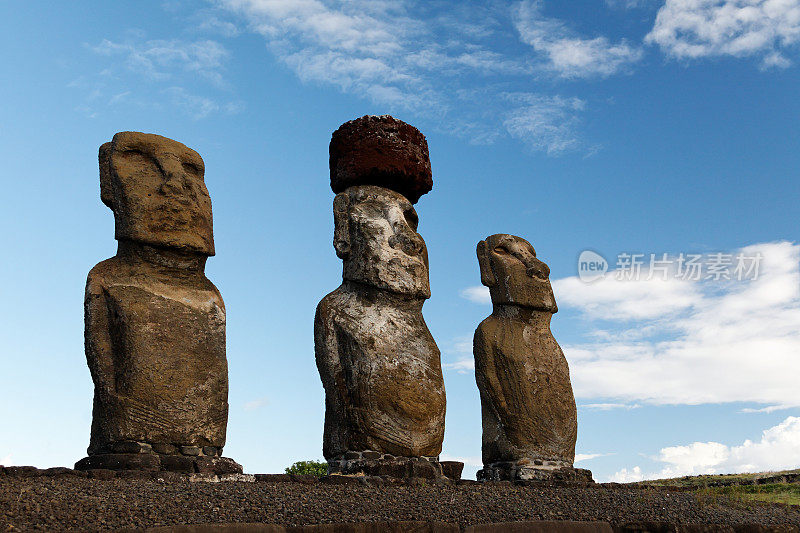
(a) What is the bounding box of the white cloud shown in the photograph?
[219,0,432,110]
[553,275,700,321]
[216,0,594,153]
[0,454,12,466]
[741,405,794,413]
[75,35,241,119]
[557,241,800,408]
[514,0,643,78]
[503,93,587,154]
[460,286,491,304]
[196,14,241,37]
[605,0,656,8]
[611,416,800,481]
[444,357,475,373]
[442,335,476,373]
[646,0,800,68]
[244,397,269,411]
[580,403,641,411]
[441,453,482,467]
[163,86,244,120]
[609,465,644,482]
[93,38,230,85]
[575,452,611,462]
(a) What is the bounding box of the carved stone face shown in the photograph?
[100,131,214,255]
[477,234,557,312]
[334,185,430,298]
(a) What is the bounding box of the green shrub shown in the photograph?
[285,460,328,476]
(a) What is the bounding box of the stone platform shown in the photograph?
[3,466,799,531]
[75,442,242,475]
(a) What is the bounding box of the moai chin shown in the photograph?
[315,115,448,479]
[75,131,241,475]
[474,234,591,482]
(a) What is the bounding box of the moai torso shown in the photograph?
[315,116,445,468]
[86,246,228,452]
[80,132,236,472]
[473,234,578,479]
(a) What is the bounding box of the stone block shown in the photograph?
[440,461,464,480]
[75,453,160,472]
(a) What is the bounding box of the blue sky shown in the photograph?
[1,0,799,482]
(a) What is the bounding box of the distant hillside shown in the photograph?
[629,469,800,506]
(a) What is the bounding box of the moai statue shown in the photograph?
[75,132,241,475]
[473,234,591,482]
[315,115,448,479]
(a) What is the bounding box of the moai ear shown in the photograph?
[477,240,496,287]
[99,142,114,210]
[333,192,351,259]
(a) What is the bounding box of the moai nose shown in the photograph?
[160,157,188,195]
[389,231,424,257]
[525,257,550,279]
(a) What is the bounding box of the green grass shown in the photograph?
[631,469,800,489]
[631,470,800,507]
[706,484,800,506]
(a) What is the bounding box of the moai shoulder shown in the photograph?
[77,131,240,475]
[474,234,589,483]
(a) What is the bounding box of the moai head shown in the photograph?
[329,115,433,298]
[333,185,430,298]
[477,234,557,312]
[99,131,214,255]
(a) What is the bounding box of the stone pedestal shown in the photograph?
[75,441,242,474]
[327,451,447,480]
[477,461,593,483]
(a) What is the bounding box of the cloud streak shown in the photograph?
[216,0,609,153]
[514,0,644,78]
[73,35,243,119]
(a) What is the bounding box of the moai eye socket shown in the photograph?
[404,208,419,231]
[182,161,201,175]
[493,246,510,255]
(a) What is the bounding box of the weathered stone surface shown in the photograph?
[474,234,578,480]
[87,468,117,480]
[440,461,464,481]
[478,465,593,484]
[80,132,232,470]
[112,441,152,454]
[328,456,445,480]
[99,132,214,254]
[152,443,179,455]
[316,184,445,463]
[330,115,433,204]
[75,453,161,472]
[41,467,83,477]
[180,446,201,457]
[3,466,42,477]
[159,455,195,473]
[194,456,243,475]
